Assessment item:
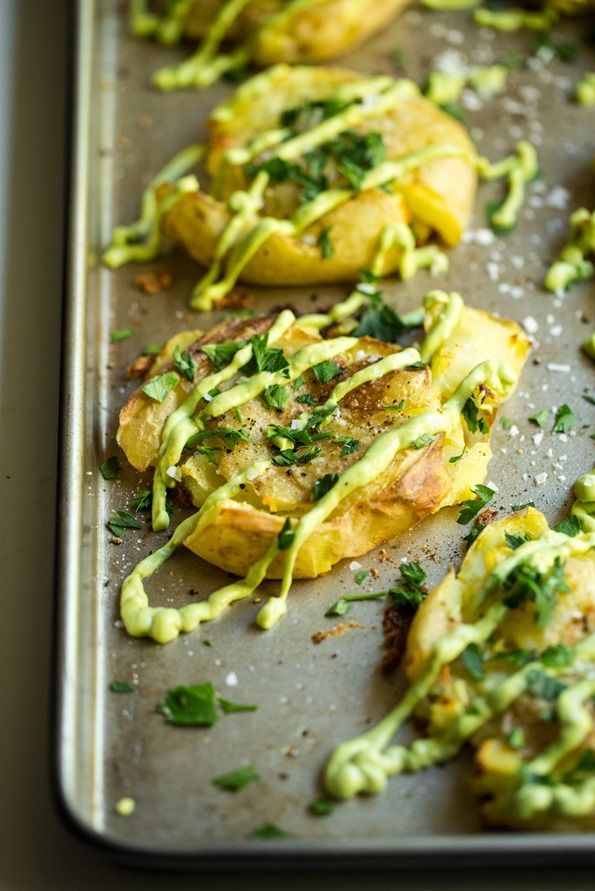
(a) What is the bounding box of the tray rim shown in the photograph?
[52,0,595,869]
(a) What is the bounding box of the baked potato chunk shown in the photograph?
[117,294,528,580]
[161,66,477,302]
[324,497,595,830]
[181,0,413,65]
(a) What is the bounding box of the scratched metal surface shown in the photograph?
[55,0,595,866]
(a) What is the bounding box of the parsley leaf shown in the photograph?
[353,291,408,342]
[541,643,572,669]
[463,520,488,546]
[335,436,359,456]
[213,766,259,792]
[529,409,550,428]
[312,360,341,383]
[312,473,339,501]
[246,333,289,375]
[552,403,575,434]
[461,642,485,681]
[390,561,427,608]
[263,384,289,411]
[309,798,334,817]
[106,509,142,537]
[296,393,316,406]
[110,327,134,343]
[214,427,251,448]
[583,394,595,406]
[381,399,406,412]
[355,569,369,585]
[272,447,321,466]
[99,456,120,480]
[505,531,532,550]
[317,227,334,259]
[195,443,221,465]
[217,696,258,714]
[109,681,134,693]
[201,340,244,371]
[511,501,535,512]
[173,345,197,382]
[143,342,164,356]
[326,590,387,617]
[501,417,513,430]
[462,396,489,434]
[456,485,495,525]
[449,447,466,464]
[277,518,295,550]
[249,823,291,840]
[142,371,179,403]
[526,670,567,701]
[158,683,218,726]
[553,515,582,537]
[129,488,152,512]
[503,558,569,627]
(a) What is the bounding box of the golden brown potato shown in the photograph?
[163,66,477,293]
[117,298,528,580]
[181,0,413,65]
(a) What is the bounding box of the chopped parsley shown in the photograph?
[317,226,334,259]
[582,394,595,406]
[511,501,535,512]
[173,345,197,382]
[490,648,536,668]
[309,798,334,817]
[142,370,179,403]
[500,417,513,431]
[552,403,576,434]
[143,342,164,356]
[526,670,567,701]
[246,333,289,376]
[106,509,142,537]
[553,515,582,537]
[381,399,406,412]
[503,558,569,627]
[312,473,339,501]
[505,531,532,550]
[194,443,221,465]
[99,456,120,480]
[355,569,369,585]
[462,396,489,435]
[335,436,359,456]
[277,518,295,550]
[272,447,320,466]
[353,290,408,342]
[158,683,218,727]
[529,408,550,428]
[109,681,134,693]
[461,642,485,682]
[326,590,387,617]
[201,340,244,371]
[217,696,258,714]
[296,393,316,406]
[390,561,427,609]
[129,488,152,512]
[212,766,259,792]
[214,427,251,448]
[456,485,495,525]
[110,327,134,343]
[449,447,466,465]
[463,520,488,546]
[507,728,525,749]
[249,823,291,840]
[263,384,289,411]
[440,102,465,122]
[312,360,341,383]
[541,643,572,669]
[280,97,353,130]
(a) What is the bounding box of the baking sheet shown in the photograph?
[55,0,595,867]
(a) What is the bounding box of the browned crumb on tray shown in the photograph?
[381,603,415,673]
[134,269,173,295]
[311,622,363,644]
[217,288,254,310]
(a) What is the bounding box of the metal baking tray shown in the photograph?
[54,0,595,869]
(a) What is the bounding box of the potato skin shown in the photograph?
[182,0,413,63]
[163,65,477,286]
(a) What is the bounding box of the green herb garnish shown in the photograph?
[505,531,532,550]
[390,561,427,608]
[461,642,485,681]
[296,393,316,406]
[129,488,152,512]
[217,696,258,714]
[326,590,387,617]
[109,681,134,693]
[110,327,134,343]
[552,403,575,434]
[529,409,550,428]
[335,436,359,456]
[213,766,259,792]
[353,291,408,343]
[277,518,295,550]
[263,384,289,411]
[553,515,581,537]
[201,340,244,371]
[526,670,567,701]
[312,360,341,383]
[462,396,489,435]
[317,227,334,259]
[107,509,142,537]
[410,433,435,450]
[309,798,334,817]
[142,371,179,403]
[312,473,339,501]
[541,643,572,669]
[246,333,289,375]
[173,345,197,382]
[456,485,495,525]
[503,558,569,628]
[158,683,218,727]
[249,823,291,840]
[100,456,120,480]
[355,569,369,585]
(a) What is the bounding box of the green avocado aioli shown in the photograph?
[545,208,595,293]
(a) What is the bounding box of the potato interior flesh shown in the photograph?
[324,500,595,830]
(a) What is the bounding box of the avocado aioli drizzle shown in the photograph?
[324,530,595,813]
[120,291,512,643]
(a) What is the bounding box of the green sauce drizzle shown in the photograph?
[545,209,595,293]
